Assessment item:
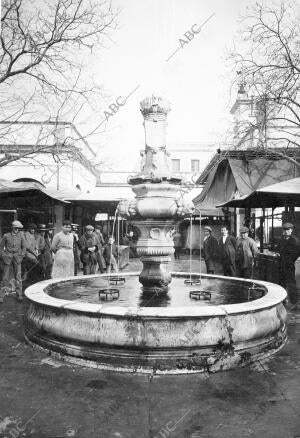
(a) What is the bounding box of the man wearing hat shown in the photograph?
[277,223,299,309]
[42,223,55,279]
[94,225,105,273]
[236,226,258,279]
[203,226,219,274]
[24,223,39,259]
[36,224,47,260]
[37,224,51,280]
[0,220,26,302]
[78,225,100,275]
[71,224,80,275]
[23,223,45,288]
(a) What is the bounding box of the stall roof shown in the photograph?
[217,177,300,209]
[0,179,43,193]
[0,179,68,203]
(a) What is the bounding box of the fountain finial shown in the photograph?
[140,95,171,118]
[128,94,177,184]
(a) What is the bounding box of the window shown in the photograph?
[171,159,180,172]
[191,159,200,173]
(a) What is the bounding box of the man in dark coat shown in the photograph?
[218,226,237,277]
[203,226,219,274]
[23,223,44,289]
[78,225,100,275]
[94,225,105,273]
[277,222,299,309]
[71,223,80,275]
[39,223,55,280]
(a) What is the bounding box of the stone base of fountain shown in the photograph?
[24,273,288,374]
[24,328,286,374]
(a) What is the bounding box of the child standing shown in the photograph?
[103,236,118,273]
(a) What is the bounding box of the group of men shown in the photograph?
[0,220,118,303]
[0,221,55,302]
[203,222,299,310]
[203,225,258,278]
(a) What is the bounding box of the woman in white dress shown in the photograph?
[51,220,74,278]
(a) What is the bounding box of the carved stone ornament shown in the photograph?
[149,228,161,240]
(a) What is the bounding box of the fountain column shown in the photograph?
[118,95,192,294]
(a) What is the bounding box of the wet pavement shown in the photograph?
[0,255,300,438]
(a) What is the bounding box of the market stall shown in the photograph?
[217,177,300,285]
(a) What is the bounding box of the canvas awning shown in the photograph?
[193,161,237,215]
[193,157,300,213]
[0,179,68,203]
[217,177,300,209]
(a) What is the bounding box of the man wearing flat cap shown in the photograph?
[71,224,80,275]
[203,226,219,274]
[277,223,299,309]
[36,224,54,280]
[39,223,55,280]
[236,226,258,279]
[0,220,26,302]
[78,225,100,275]
[23,223,45,288]
[36,224,47,276]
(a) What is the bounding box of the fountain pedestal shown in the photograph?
[131,219,175,292]
[117,95,192,294]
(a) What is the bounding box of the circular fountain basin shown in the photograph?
[24,272,287,374]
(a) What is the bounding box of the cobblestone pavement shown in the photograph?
[0,256,299,438]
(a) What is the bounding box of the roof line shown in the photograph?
[197,147,300,185]
[0,120,96,157]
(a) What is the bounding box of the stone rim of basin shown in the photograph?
[24,271,287,317]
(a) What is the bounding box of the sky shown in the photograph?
[83,0,249,170]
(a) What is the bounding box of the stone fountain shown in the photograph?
[24,96,288,374]
[117,95,192,294]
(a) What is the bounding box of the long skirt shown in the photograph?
[52,248,74,279]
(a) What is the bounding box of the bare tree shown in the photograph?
[229,0,300,160]
[0,0,117,168]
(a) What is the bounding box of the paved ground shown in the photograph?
[0,256,300,438]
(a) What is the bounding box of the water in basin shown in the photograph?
[46,274,266,307]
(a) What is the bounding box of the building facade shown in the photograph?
[0,121,98,233]
[0,121,97,192]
